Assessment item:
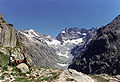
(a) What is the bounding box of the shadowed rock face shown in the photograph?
[56,27,88,43]
[69,15,120,75]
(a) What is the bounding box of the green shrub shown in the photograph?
[2,65,8,71]
[66,78,74,81]
[50,72,60,81]
[12,67,21,73]
[0,52,9,71]
[12,67,27,76]
[14,77,29,82]
[0,73,8,80]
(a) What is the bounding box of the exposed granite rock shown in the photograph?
[0,15,16,48]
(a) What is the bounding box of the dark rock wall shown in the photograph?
[69,15,120,75]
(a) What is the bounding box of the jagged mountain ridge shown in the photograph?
[56,27,88,43]
[19,27,97,69]
[69,15,120,75]
[18,29,61,68]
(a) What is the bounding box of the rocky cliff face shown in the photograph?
[0,14,30,64]
[56,27,88,43]
[71,28,97,58]
[69,15,120,75]
[0,14,16,48]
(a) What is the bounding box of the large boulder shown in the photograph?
[17,63,29,73]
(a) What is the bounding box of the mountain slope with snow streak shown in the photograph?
[19,27,97,69]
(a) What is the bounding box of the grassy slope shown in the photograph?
[0,52,9,71]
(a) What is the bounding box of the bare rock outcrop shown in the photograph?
[0,14,16,48]
[55,69,95,82]
[0,14,31,65]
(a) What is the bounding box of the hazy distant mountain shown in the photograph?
[69,15,120,75]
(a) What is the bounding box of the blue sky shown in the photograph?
[0,0,120,37]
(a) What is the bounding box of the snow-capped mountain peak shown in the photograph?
[19,27,97,69]
[20,29,39,38]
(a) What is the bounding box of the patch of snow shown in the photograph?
[28,29,39,37]
[21,29,41,42]
[77,32,81,34]
[61,31,65,33]
[82,33,86,36]
[45,39,61,45]
[57,52,69,58]
[46,35,51,38]
[64,38,83,45]
[71,31,74,33]
[29,29,34,32]
[57,63,68,67]
[22,29,39,38]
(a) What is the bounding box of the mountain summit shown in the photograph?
[56,27,88,43]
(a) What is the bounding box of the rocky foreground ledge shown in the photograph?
[0,63,119,82]
[0,64,95,82]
